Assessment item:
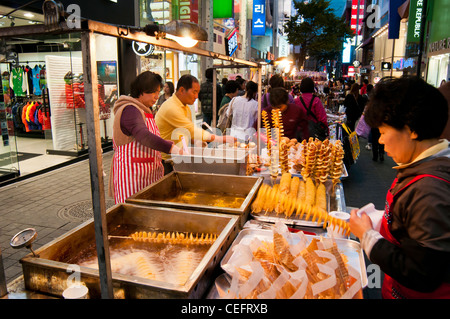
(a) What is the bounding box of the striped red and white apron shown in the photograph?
[112,113,164,204]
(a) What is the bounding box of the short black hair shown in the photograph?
[269,87,289,107]
[300,77,315,93]
[224,80,240,94]
[205,68,214,80]
[364,76,448,140]
[236,77,246,87]
[176,74,199,91]
[130,71,163,98]
[269,74,284,89]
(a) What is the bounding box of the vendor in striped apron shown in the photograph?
[108,71,181,204]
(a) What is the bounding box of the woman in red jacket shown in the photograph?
[350,76,450,299]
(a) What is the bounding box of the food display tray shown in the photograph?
[250,180,346,228]
[126,171,263,228]
[220,228,368,288]
[19,203,240,299]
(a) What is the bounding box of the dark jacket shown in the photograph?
[198,79,223,115]
[344,93,366,130]
[258,103,306,140]
[370,145,450,293]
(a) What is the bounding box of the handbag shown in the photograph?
[342,122,360,161]
[355,114,371,139]
[299,96,329,141]
[217,97,235,133]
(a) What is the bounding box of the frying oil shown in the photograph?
[73,225,211,285]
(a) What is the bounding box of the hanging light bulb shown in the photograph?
[165,33,198,48]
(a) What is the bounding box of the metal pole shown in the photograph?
[391,38,395,77]
[81,30,114,299]
[213,68,217,128]
[257,65,262,156]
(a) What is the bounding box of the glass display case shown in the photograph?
[0,31,117,181]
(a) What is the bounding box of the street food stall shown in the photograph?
[0,3,365,300]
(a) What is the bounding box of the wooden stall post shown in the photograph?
[81,30,114,299]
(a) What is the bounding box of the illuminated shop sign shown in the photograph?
[350,0,364,35]
[132,41,155,56]
[348,66,355,76]
[407,0,425,43]
[381,62,392,71]
[225,29,238,56]
[393,58,415,70]
[176,0,198,24]
[252,0,266,36]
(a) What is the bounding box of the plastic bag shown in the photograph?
[355,114,371,139]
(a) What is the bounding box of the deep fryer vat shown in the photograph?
[126,172,263,227]
[19,203,240,299]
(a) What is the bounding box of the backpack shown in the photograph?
[299,96,329,141]
[217,98,235,133]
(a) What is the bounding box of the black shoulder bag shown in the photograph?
[300,96,329,141]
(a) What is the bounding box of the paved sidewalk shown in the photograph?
[0,151,114,283]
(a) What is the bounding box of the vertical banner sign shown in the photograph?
[252,0,266,36]
[225,29,238,56]
[351,0,358,34]
[358,0,365,35]
[407,0,424,43]
[388,0,405,39]
[176,0,198,24]
[350,0,365,35]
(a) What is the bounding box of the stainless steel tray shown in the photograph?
[126,172,263,228]
[220,228,368,288]
[171,146,248,175]
[19,204,240,299]
[250,179,346,228]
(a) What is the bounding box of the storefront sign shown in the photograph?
[252,0,266,36]
[381,62,392,71]
[225,29,238,56]
[175,0,198,24]
[348,66,355,76]
[213,0,233,19]
[429,37,450,54]
[132,41,154,56]
[407,0,425,43]
[350,0,365,35]
[393,58,415,70]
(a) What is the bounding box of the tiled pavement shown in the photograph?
[0,138,397,298]
[0,151,113,283]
